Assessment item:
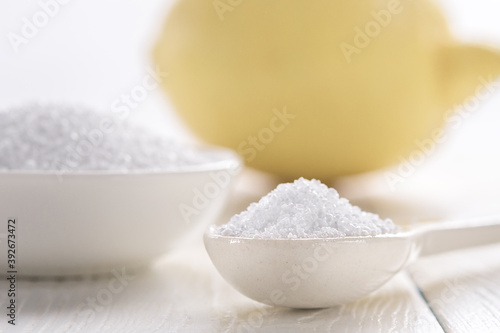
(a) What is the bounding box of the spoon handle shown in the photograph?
[415,216,500,257]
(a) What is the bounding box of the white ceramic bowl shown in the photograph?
[0,148,241,277]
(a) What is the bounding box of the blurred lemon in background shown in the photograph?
[154,0,500,180]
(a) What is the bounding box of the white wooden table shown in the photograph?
[1,0,500,331]
[1,155,500,332]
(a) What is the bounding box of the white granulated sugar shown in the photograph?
[213,178,399,239]
[0,104,222,172]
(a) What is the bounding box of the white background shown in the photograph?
[0,0,500,216]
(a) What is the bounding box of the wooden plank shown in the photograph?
[0,243,443,332]
[409,243,500,333]
[206,271,443,333]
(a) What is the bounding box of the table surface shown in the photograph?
[1,0,500,332]
[1,156,500,333]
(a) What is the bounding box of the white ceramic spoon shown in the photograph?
[204,216,500,308]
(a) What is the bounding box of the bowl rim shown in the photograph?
[203,230,410,242]
[0,147,243,177]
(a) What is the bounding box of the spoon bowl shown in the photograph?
[205,217,500,308]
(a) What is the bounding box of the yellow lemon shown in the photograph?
[154,0,500,180]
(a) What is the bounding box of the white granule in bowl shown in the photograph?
[0,104,225,172]
[212,178,399,239]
